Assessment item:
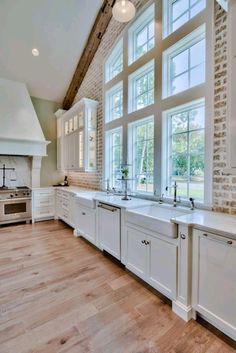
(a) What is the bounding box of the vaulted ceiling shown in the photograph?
[0,0,103,103]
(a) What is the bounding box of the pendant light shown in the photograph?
[112,0,136,23]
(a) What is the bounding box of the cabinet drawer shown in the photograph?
[61,210,70,222]
[62,199,69,211]
[61,191,70,201]
[34,189,54,197]
[34,196,54,207]
[34,206,54,218]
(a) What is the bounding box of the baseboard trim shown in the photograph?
[172,301,196,322]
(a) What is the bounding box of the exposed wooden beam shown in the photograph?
[63,0,115,110]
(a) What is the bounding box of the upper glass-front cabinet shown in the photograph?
[61,98,98,172]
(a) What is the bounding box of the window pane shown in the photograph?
[171,49,188,77]
[190,39,205,67]
[172,155,188,177]
[106,82,123,122]
[129,117,154,194]
[189,106,205,129]
[172,72,188,94]
[190,64,205,87]
[167,101,205,201]
[166,0,206,36]
[172,133,188,154]
[129,4,155,64]
[191,0,205,17]
[172,13,189,32]
[189,130,205,153]
[131,61,155,112]
[172,0,189,21]
[171,112,188,134]
[106,39,123,82]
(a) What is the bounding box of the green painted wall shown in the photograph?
[31,96,64,187]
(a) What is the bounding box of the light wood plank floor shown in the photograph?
[0,220,235,353]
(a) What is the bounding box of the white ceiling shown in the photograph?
[0,0,103,103]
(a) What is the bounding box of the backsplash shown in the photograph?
[0,155,31,188]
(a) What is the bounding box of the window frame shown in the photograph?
[163,24,206,98]
[105,127,123,189]
[128,59,155,113]
[105,39,123,83]
[105,81,123,123]
[128,3,155,65]
[163,0,206,38]
[128,116,155,194]
[103,0,213,207]
[162,98,206,202]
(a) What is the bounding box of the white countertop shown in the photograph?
[171,209,236,240]
[34,186,236,239]
[93,194,153,209]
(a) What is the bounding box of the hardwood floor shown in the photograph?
[0,220,235,353]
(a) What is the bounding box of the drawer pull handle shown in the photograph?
[141,240,146,244]
[82,212,86,216]
[98,204,118,212]
[145,241,150,245]
[181,233,186,240]
[203,233,208,237]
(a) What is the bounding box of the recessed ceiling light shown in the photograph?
[32,48,39,57]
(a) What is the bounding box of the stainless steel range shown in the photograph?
[0,186,32,225]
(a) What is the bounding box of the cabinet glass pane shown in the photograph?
[69,118,73,133]
[65,121,69,135]
[88,130,96,169]
[79,131,84,168]
[79,111,84,128]
[88,109,96,129]
[73,115,78,131]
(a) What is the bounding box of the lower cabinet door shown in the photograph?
[147,235,177,300]
[126,227,148,281]
[77,205,96,244]
[192,230,236,340]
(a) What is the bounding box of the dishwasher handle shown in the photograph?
[97,203,118,212]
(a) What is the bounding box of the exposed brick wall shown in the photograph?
[69,1,234,213]
[212,3,236,214]
[68,0,149,190]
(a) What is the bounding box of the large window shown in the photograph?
[128,4,155,64]
[163,25,205,98]
[164,100,205,201]
[129,117,154,193]
[105,81,123,122]
[104,2,212,203]
[105,39,123,82]
[105,128,123,188]
[129,60,155,113]
[163,0,206,37]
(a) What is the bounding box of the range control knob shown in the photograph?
[10,194,14,198]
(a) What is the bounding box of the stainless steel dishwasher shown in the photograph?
[97,202,121,260]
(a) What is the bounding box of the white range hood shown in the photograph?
[0,78,50,156]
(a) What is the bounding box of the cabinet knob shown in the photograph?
[227,240,233,245]
[82,212,86,216]
[203,233,208,237]
[145,241,150,245]
[180,233,186,240]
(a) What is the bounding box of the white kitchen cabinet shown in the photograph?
[97,203,121,260]
[125,223,177,300]
[192,229,236,340]
[56,98,98,172]
[126,227,148,281]
[75,202,96,245]
[32,188,55,222]
[148,235,177,299]
[55,189,75,228]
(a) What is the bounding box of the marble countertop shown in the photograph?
[171,209,236,240]
[33,186,236,239]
